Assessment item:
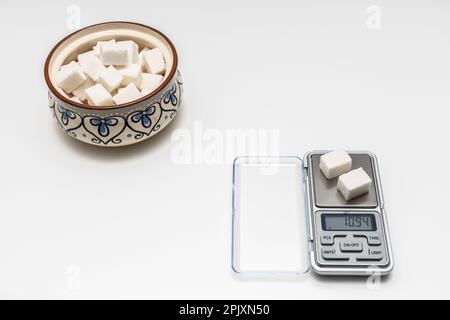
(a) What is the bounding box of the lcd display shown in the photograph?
[321,214,376,231]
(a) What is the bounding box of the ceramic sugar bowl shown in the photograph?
[44,22,183,147]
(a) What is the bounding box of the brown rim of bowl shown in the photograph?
[44,21,178,111]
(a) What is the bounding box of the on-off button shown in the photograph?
[340,240,363,252]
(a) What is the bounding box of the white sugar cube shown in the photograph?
[143,48,166,74]
[77,50,106,81]
[117,40,139,65]
[57,41,167,107]
[93,39,115,56]
[112,83,142,105]
[56,61,87,94]
[98,66,124,93]
[139,73,163,92]
[60,90,71,99]
[85,84,113,106]
[337,168,372,201]
[72,77,94,102]
[138,47,150,70]
[118,64,142,86]
[70,96,82,103]
[100,42,128,66]
[141,88,153,97]
[319,150,352,179]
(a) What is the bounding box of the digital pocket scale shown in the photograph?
[232,151,393,277]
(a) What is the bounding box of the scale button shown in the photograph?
[340,240,363,252]
[321,247,349,260]
[357,248,384,261]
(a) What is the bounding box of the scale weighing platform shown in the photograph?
[232,151,393,277]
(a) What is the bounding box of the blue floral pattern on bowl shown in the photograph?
[163,84,178,106]
[48,71,183,147]
[131,105,156,128]
[58,105,77,126]
[89,117,118,137]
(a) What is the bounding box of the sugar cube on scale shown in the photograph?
[231,150,394,278]
[308,150,393,275]
[55,39,166,107]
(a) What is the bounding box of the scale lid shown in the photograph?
[232,156,311,277]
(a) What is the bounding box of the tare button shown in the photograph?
[354,234,382,246]
[367,234,382,246]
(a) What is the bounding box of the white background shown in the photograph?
[1,0,449,299]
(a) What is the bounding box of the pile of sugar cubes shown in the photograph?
[55,39,166,106]
[319,150,373,201]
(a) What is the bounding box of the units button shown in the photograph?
[340,240,363,252]
[321,247,349,260]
